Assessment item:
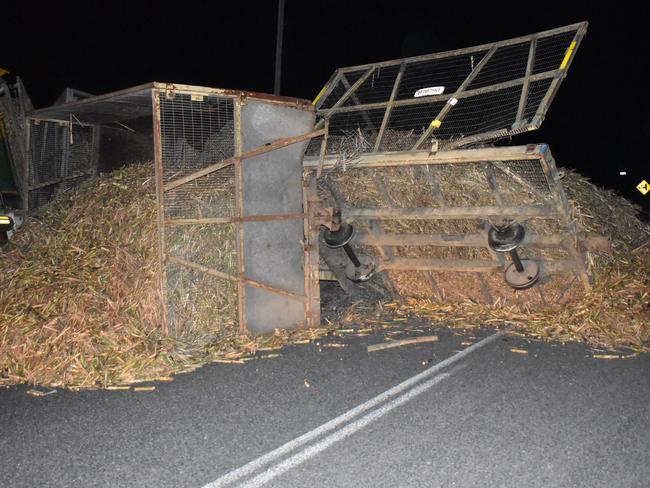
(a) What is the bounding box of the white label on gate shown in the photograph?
[414,86,445,97]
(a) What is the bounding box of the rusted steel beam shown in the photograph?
[316,118,329,178]
[234,98,246,333]
[380,258,578,274]
[167,256,309,303]
[153,83,315,108]
[164,213,306,226]
[335,22,586,74]
[164,128,325,192]
[380,258,501,273]
[541,148,572,218]
[151,90,169,335]
[303,145,542,170]
[360,233,484,249]
[303,178,322,327]
[322,70,561,116]
[354,231,566,248]
[342,205,558,221]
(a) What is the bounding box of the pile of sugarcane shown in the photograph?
[0,160,647,390]
[0,163,329,389]
[322,166,650,351]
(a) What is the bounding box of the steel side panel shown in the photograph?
[244,285,308,334]
[243,220,305,295]
[240,100,315,334]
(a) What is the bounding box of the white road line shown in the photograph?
[202,332,501,488]
[238,371,454,488]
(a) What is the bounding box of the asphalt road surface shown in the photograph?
[1,326,648,488]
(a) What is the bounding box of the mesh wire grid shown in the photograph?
[159,92,235,220]
[315,23,585,156]
[158,91,239,333]
[342,64,401,106]
[328,158,552,209]
[28,121,95,211]
[499,159,552,195]
[399,51,489,98]
[29,122,64,187]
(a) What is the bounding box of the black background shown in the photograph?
[4,2,648,215]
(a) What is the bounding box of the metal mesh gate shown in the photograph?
[154,86,323,336]
[308,22,587,158]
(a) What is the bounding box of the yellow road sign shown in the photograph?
[637,180,649,195]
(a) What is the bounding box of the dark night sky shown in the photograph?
[4,2,649,214]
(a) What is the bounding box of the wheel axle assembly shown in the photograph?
[323,223,376,283]
[488,223,540,290]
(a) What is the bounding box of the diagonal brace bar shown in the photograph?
[167,256,309,303]
[515,37,537,126]
[315,66,376,130]
[373,61,406,152]
[412,45,498,149]
[163,129,324,192]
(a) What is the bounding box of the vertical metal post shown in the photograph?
[151,90,169,335]
[234,96,247,333]
[90,125,101,174]
[542,149,591,291]
[22,120,31,215]
[303,177,321,328]
[274,0,285,96]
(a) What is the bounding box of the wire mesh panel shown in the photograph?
[310,22,587,158]
[27,120,96,212]
[240,100,316,334]
[155,87,320,336]
[0,77,33,208]
[157,91,239,337]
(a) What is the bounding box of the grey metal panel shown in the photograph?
[244,286,307,335]
[241,101,314,215]
[243,220,305,294]
[240,100,315,333]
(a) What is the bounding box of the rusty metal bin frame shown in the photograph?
[304,143,591,297]
[26,83,324,336]
[153,84,324,335]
